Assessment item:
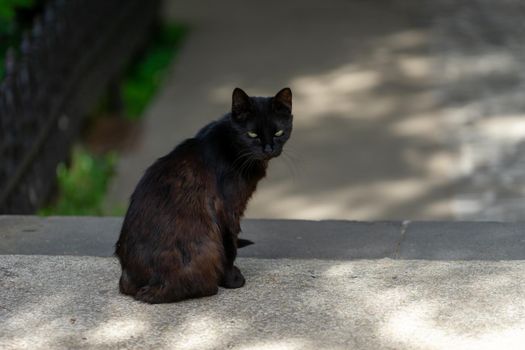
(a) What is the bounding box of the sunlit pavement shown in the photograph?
[105,0,525,221]
[430,0,525,220]
[3,256,525,349]
[2,216,525,349]
[105,0,458,220]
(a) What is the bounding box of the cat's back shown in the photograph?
[127,138,214,213]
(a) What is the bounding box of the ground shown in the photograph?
[4,255,525,350]
[2,216,525,349]
[4,2,525,349]
[105,0,525,221]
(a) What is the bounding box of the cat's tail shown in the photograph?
[237,238,254,248]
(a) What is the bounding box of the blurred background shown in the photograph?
[2,0,525,221]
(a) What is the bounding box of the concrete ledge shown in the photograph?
[2,216,525,260]
[2,218,525,349]
[2,255,525,349]
[401,221,525,260]
[0,216,121,257]
[241,219,400,259]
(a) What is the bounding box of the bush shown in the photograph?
[38,22,187,216]
[39,148,117,216]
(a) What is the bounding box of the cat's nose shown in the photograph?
[263,145,273,154]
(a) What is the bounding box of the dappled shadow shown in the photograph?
[428,0,525,220]
[2,256,525,349]
[107,0,463,220]
[106,0,525,221]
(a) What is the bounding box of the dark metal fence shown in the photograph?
[0,0,161,213]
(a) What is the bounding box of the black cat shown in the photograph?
[115,87,293,303]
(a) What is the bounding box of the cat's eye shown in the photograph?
[274,130,284,137]
[247,131,258,138]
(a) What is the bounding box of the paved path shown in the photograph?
[3,255,525,350]
[430,0,525,220]
[105,0,459,220]
[106,0,525,221]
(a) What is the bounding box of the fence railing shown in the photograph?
[0,0,161,214]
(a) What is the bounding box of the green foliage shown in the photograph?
[39,22,187,216]
[0,0,34,28]
[39,148,117,216]
[122,23,187,120]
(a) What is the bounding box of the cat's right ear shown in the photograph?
[232,88,251,121]
[273,87,292,114]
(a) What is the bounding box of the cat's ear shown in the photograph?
[232,87,251,120]
[273,87,292,113]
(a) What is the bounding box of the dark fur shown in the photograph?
[115,87,293,303]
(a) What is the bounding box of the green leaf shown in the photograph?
[39,148,117,216]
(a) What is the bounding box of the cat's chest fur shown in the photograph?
[215,161,267,226]
[200,120,268,227]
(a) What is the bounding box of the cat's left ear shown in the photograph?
[273,87,292,113]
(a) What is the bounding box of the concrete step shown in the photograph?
[1,216,525,260]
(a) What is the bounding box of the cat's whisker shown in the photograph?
[237,154,254,177]
[244,159,255,178]
[280,152,300,180]
[245,157,257,177]
[238,159,248,177]
[232,151,254,169]
[284,149,302,168]
[284,154,302,169]
[282,146,302,162]
[233,150,252,163]
[233,156,249,170]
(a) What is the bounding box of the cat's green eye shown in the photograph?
[247,131,258,138]
[274,130,284,137]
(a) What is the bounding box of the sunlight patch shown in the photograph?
[384,301,525,350]
[167,315,221,350]
[88,319,149,344]
[239,339,310,350]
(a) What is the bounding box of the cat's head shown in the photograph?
[229,87,293,160]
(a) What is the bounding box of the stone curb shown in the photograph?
[1,216,524,260]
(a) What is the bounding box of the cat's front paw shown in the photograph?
[220,265,245,289]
